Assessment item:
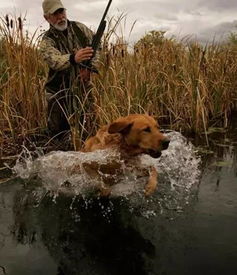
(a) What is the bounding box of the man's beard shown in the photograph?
[52,19,68,31]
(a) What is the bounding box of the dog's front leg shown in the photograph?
[82,162,112,197]
[144,167,158,196]
[97,183,112,197]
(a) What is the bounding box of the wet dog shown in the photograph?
[81,114,170,196]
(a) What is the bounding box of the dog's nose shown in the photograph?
[161,138,170,150]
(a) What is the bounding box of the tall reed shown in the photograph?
[1,15,237,152]
[93,21,237,132]
[0,15,47,142]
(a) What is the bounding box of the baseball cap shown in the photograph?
[42,0,65,15]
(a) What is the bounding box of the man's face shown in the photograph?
[45,8,68,31]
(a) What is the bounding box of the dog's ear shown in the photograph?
[108,120,133,135]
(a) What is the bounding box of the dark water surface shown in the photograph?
[0,130,237,275]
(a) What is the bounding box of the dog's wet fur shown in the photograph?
[81,114,170,196]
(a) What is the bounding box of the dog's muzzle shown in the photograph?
[147,138,170,158]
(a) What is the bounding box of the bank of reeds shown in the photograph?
[94,24,237,133]
[1,15,237,154]
[0,16,47,152]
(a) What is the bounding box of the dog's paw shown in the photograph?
[144,184,157,196]
[144,167,158,196]
[97,186,112,197]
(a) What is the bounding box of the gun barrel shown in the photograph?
[81,0,112,72]
[92,20,106,50]
[93,0,112,42]
[100,0,112,24]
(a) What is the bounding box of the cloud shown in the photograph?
[0,0,237,44]
[198,0,237,11]
[154,12,178,22]
[0,3,13,9]
[197,20,237,43]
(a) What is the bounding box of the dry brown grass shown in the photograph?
[1,15,237,153]
[93,24,237,133]
[0,16,47,144]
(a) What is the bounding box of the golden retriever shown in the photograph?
[80,114,170,197]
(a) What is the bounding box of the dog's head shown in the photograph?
[108,114,170,158]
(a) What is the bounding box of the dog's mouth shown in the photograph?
[147,149,162,158]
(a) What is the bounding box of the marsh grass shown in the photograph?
[0,16,46,144]
[1,15,237,153]
[93,25,237,132]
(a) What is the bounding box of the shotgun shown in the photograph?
[81,0,112,72]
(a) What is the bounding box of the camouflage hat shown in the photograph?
[42,0,65,15]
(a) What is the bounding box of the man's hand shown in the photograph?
[74,47,94,63]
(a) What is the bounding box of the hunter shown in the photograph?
[40,0,99,143]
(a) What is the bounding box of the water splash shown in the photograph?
[13,131,201,216]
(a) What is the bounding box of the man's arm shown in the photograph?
[39,36,71,71]
[39,35,94,71]
[75,22,101,68]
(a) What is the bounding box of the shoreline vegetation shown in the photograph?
[1,15,237,160]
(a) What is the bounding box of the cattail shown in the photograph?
[10,19,13,29]
[134,46,139,54]
[5,14,9,28]
[121,49,124,58]
[18,17,22,30]
[106,53,110,66]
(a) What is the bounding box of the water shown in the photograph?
[0,130,237,275]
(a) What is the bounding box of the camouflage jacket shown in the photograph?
[39,20,97,94]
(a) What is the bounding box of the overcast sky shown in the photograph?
[1,0,237,44]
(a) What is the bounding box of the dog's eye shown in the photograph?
[143,127,151,133]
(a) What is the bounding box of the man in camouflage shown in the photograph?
[40,0,98,142]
